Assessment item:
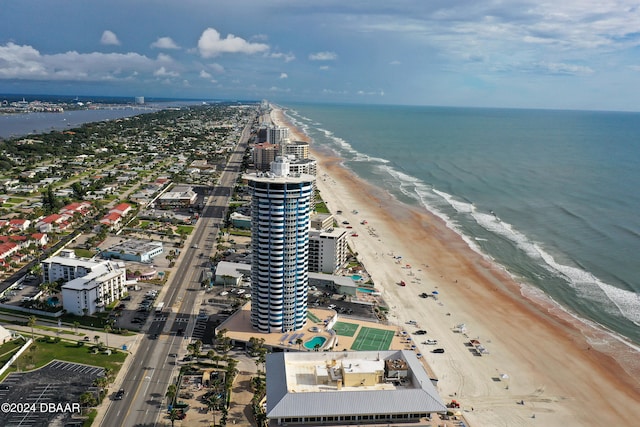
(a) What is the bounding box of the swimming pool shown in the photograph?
[352,274,363,281]
[358,287,375,293]
[304,336,327,350]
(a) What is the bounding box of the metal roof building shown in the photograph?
[266,350,447,425]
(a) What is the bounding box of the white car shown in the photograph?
[328,304,337,310]
[423,339,438,345]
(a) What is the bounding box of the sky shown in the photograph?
[1,0,640,111]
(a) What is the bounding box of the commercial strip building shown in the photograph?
[156,185,198,208]
[265,350,447,425]
[100,238,164,263]
[41,250,126,315]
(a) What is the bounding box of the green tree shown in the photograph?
[166,383,177,405]
[168,408,181,427]
[207,392,224,427]
[27,315,37,340]
[104,324,112,349]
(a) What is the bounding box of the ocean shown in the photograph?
[283,103,640,345]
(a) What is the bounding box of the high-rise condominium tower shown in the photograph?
[245,157,315,332]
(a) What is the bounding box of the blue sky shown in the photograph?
[1,0,640,111]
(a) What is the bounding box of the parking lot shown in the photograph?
[107,283,162,332]
[0,360,104,426]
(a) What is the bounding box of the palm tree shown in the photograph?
[207,392,223,427]
[94,335,100,344]
[27,315,37,340]
[79,391,97,410]
[168,408,181,427]
[166,383,177,405]
[295,337,303,350]
[104,324,112,349]
[94,376,108,399]
[73,321,80,335]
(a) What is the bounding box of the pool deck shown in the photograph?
[218,303,407,353]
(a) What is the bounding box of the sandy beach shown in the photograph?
[271,108,640,426]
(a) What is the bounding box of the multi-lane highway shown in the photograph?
[100,117,254,427]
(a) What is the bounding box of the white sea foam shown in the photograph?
[431,189,640,325]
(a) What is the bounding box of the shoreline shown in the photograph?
[272,107,640,426]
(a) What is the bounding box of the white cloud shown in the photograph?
[309,51,338,61]
[269,51,296,62]
[279,73,288,79]
[151,37,180,50]
[536,61,594,75]
[200,70,212,79]
[319,65,330,70]
[100,30,121,46]
[389,60,402,65]
[0,42,172,81]
[154,66,179,77]
[197,28,269,58]
[209,63,225,73]
[357,90,385,96]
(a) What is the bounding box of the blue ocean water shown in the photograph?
[284,103,640,345]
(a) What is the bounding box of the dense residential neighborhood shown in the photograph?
[1,103,255,279]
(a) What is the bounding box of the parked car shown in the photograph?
[414,330,427,335]
[423,339,438,345]
[114,389,125,400]
[432,348,445,354]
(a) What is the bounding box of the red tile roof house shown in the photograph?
[8,218,31,231]
[60,201,92,216]
[0,235,28,248]
[100,212,123,230]
[0,242,19,261]
[110,203,132,216]
[35,214,64,233]
[31,233,48,246]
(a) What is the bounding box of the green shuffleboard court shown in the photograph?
[332,321,359,337]
[351,327,395,351]
[307,311,321,323]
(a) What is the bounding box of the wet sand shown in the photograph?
[272,107,640,426]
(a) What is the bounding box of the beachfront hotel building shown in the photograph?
[284,140,309,160]
[41,250,126,315]
[266,350,447,425]
[267,125,289,146]
[244,157,315,333]
[253,142,279,171]
[308,228,348,274]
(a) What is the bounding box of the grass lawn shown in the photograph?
[74,248,95,258]
[1,338,127,381]
[0,339,24,365]
[176,225,194,235]
[7,197,27,204]
[314,201,330,214]
[332,321,359,337]
[351,327,395,351]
